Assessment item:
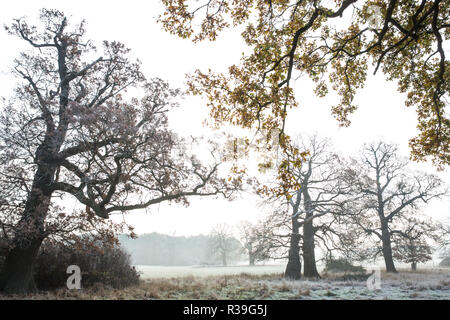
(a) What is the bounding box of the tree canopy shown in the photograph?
[160,0,449,167]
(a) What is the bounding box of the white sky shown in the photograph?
[0,0,448,238]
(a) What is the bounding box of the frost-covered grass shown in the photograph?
[135,264,287,279]
[1,268,449,300]
[281,269,450,300]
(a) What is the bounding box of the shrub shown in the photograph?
[35,238,140,290]
[1,236,140,291]
[324,258,366,274]
[439,257,450,268]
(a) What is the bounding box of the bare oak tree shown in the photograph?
[238,220,275,266]
[263,135,351,279]
[344,142,447,273]
[0,9,239,294]
[391,218,435,271]
[207,224,242,266]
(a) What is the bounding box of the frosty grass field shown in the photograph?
[135,264,287,279]
[135,265,450,300]
[1,264,449,299]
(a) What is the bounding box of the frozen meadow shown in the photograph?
[133,265,450,300]
[1,266,449,300]
[135,265,288,279]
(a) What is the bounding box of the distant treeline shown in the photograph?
[119,232,243,266]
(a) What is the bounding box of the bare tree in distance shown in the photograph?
[0,9,241,294]
[343,142,448,273]
[247,205,293,263]
[238,219,276,266]
[392,213,446,270]
[207,224,242,266]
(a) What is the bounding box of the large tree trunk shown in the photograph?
[381,224,397,273]
[411,262,417,271]
[302,186,320,278]
[249,253,255,266]
[0,164,54,294]
[302,219,320,278]
[0,237,44,294]
[285,218,302,280]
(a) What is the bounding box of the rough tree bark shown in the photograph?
[284,218,302,280]
[303,220,320,278]
[381,224,397,273]
[302,189,320,278]
[1,237,43,294]
[1,155,57,293]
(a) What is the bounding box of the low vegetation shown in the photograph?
[439,257,450,268]
[1,237,140,291]
[323,258,366,274]
[1,269,449,300]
